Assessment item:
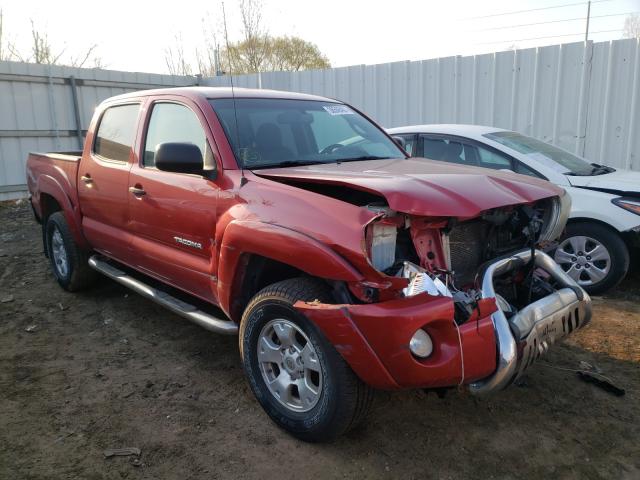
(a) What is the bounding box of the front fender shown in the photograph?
[216,220,364,317]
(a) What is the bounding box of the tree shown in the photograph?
[623,14,640,39]
[0,9,17,61]
[1,14,102,67]
[235,0,270,72]
[164,33,194,75]
[28,20,65,64]
[220,0,330,74]
[268,36,330,71]
[163,0,331,76]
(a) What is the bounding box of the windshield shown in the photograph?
[209,98,406,169]
[483,131,611,176]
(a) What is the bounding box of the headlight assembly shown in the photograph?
[539,190,571,242]
[612,197,640,216]
[367,221,397,271]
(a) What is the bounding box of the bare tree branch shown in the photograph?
[0,9,19,61]
[164,33,193,75]
[69,44,98,68]
[623,14,640,39]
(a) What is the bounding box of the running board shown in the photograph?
[88,255,238,335]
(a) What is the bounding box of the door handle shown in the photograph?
[81,175,93,184]
[129,186,146,197]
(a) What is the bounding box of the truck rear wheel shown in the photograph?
[239,278,373,442]
[45,212,96,292]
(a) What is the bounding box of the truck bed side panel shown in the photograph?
[26,152,88,248]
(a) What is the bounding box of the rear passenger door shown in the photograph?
[78,102,140,261]
[127,99,222,303]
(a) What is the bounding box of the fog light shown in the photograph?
[409,329,433,358]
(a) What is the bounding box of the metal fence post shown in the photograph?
[69,76,83,149]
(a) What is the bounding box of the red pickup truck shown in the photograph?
[26,87,591,441]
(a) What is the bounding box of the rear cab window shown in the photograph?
[93,104,140,162]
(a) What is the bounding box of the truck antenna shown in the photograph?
[221,1,246,186]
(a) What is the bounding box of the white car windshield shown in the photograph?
[484,131,614,176]
[210,98,406,169]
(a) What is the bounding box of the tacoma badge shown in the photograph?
[173,236,203,249]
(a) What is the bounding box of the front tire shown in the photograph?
[239,278,373,442]
[554,222,630,295]
[45,212,96,292]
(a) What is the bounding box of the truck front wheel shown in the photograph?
[45,212,96,292]
[239,277,373,442]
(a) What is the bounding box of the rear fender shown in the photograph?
[37,175,88,249]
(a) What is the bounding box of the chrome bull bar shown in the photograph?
[469,249,592,396]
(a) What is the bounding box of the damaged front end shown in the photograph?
[297,190,591,393]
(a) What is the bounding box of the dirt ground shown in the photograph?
[1,200,638,480]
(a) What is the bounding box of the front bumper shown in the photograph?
[469,249,591,395]
[296,249,591,392]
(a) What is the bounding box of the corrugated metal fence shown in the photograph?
[0,62,196,200]
[1,38,639,200]
[204,39,640,174]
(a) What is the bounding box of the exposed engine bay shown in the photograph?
[365,196,570,326]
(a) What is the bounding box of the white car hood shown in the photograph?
[567,169,640,193]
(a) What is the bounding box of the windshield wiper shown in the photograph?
[250,160,329,170]
[589,163,615,176]
[335,155,394,163]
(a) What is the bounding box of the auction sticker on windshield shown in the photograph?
[323,105,354,115]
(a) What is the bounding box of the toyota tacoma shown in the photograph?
[26,87,591,442]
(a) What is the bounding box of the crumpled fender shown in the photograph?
[216,219,364,317]
[36,174,88,249]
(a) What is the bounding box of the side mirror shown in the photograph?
[155,142,203,174]
[391,136,406,149]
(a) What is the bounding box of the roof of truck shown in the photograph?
[105,86,337,103]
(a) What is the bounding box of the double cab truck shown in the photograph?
[27,87,591,441]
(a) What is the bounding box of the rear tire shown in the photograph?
[239,277,373,442]
[554,222,629,295]
[45,212,97,292]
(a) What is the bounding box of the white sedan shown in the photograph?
[387,124,640,294]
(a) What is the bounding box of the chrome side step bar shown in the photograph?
[88,255,238,335]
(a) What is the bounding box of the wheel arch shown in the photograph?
[566,216,622,233]
[36,175,88,251]
[216,220,363,321]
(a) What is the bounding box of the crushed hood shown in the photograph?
[254,158,562,218]
[567,168,640,195]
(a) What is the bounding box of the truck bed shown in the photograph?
[26,151,83,223]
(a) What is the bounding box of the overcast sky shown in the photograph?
[1,0,639,74]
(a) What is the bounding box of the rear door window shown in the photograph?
[472,145,513,169]
[93,104,140,162]
[420,135,475,166]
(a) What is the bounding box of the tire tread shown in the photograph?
[240,277,374,441]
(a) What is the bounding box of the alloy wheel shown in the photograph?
[554,235,611,287]
[257,318,323,412]
[51,227,69,278]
